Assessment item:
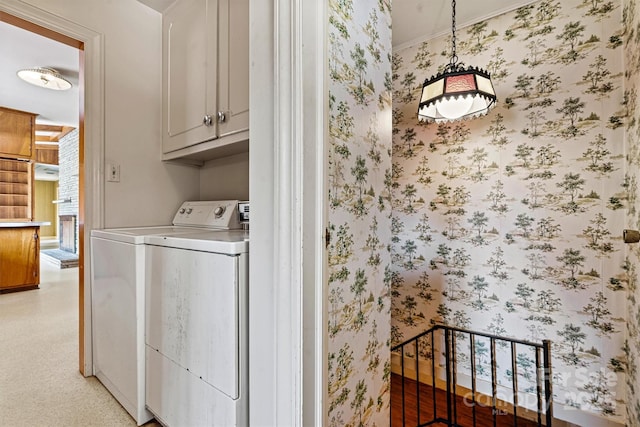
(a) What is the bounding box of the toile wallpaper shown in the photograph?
[391,0,631,424]
[327,0,393,425]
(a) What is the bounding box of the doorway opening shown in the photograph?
[0,10,87,374]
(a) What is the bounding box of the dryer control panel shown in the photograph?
[172,200,242,229]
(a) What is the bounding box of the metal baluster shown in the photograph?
[536,347,542,427]
[416,338,421,426]
[445,329,453,425]
[491,338,497,427]
[470,335,477,426]
[511,342,519,427]
[543,340,553,427]
[401,345,406,427]
[452,332,458,425]
[432,331,437,421]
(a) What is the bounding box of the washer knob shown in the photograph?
[179,208,186,214]
[214,206,225,218]
[186,208,193,214]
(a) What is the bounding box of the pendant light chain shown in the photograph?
[450,0,458,68]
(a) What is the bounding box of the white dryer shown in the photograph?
[144,230,249,426]
[90,200,243,425]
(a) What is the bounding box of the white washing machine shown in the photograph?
[144,230,249,427]
[90,200,243,425]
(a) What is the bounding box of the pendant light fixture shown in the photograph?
[418,0,496,123]
[17,67,72,91]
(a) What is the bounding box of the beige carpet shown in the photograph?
[0,261,157,427]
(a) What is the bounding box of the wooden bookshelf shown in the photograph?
[0,158,33,220]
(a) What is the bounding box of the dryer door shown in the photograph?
[146,244,240,399]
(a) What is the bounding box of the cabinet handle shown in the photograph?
[203,115,213,126]
[217,111,226,123]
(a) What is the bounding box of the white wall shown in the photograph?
[200,152,249,201]
[19,0,200,227]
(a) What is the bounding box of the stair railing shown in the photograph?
[391,324,553,427]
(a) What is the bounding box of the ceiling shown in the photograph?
[0,19,79,127]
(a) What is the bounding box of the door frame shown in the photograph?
[0,0,104,376]
[249,0,327,425]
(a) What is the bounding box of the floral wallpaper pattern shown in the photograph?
[327,0,392,425]
[623,0,640,425]
[391,0,630,424]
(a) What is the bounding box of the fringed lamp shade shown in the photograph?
[418,65,496,123]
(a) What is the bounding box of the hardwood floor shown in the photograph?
[391,374,541,427]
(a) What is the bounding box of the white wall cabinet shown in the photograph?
[162,0,249,164]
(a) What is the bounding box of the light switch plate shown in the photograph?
[107,163,120,182]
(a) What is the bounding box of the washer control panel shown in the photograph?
[172,200,242,229]
[238,201,249,223]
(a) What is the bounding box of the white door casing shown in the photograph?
[249,0,327,425]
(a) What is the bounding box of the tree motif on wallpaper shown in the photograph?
[411,41,433,71]
[581,133,616,176]
[468,147,493,182]
[350,155,371,217]
[365,217,383,268]
[582,291,618,334]
[485,180,510,214]
[399,127,418,158]
[523,289,562,325]
[582,213,614,255]
[329,223,355,267]
[557,96,587,137]
[485,113,512,149]
[468,211,497,246]
[398,71,417,104]
[523,252,548,281]
[522,39,548,67]
[556,172,586,213]
[558,323,587,365]
[413,156,433,186]
[557,21,586,63]
[582,54,615,96]
[581,0,615,17]
[364,10,382,65]
[400,238,419,270]
[487,47,510,81]
[487,246,509,281]
[554,248,588,289]
[506,1,561,40]
[328,343,354,414]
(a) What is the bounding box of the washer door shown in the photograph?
[146,244,240,399]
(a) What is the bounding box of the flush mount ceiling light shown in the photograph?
[418,0,496,123]
[17,67,72,91]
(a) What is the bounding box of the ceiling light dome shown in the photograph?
[17,67,72,91]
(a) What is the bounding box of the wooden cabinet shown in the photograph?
[0,106,37,160]
[35,145,59,165]
[0,158,33,220]
[162,0,249,163]
[0,226,40,292]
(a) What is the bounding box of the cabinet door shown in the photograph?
[217,0,249,138]
[0,107,36,160]
[163,0,218,154]
[0,227,39,290]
